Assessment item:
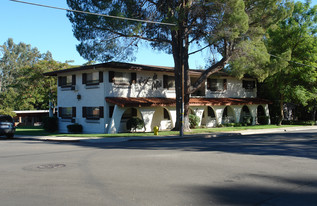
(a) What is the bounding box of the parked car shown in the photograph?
[0,115,15,138]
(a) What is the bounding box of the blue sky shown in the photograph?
[1,0,316,68]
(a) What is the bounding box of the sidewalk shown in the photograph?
[14,125,317,143]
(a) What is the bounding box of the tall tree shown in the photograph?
[67,0,292,131]
[262,0,317,125]
[11,60,70,110]
[0,38,50,91]
[0,39,62,115]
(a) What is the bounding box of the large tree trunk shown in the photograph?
[171,30,184,132]
[171,0,190,133]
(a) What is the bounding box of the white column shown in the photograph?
[249,105,258,125]
[233,106,243,123]
[264,104,271,125]
[139,108,156,132]
[167,107,177,128]
[213,106,226,125]
[107,105,126,134]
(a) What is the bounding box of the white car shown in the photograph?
[0,115,15,138]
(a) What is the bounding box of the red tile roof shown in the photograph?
[105,97,271,107]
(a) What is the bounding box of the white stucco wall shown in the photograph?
[56,67,265,134]
[104,69,176,98]
[57,71,106,134]
[205,77,257,98]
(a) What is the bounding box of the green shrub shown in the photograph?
[67,123,83,134]
[43,117,58,133]
[258,116,270,125]
[127,117,145,132]
[242,116,253,126]
[224,123,235,127]
[234,123,243,127]
[283,120,316,126]
[189,114,200,129]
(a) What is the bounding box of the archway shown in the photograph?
[119,108,143,132]
[222,106,235,124]
[240,105,252,125]
[257,105,266,116]
[202,106,217,127]
[257,105,268,125]
[151,107,172,131]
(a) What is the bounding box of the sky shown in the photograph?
[1,0,316,69]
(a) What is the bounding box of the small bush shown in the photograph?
[242,116,253,126]
[43,117,58,133]
[224,123,235,127]
[127,117,145,132]
[258,116,270,125]
[234,123,243,127]
[189,114,200,129]
[67,123,83,134]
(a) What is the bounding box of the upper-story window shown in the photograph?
[59,107,76,119]
[242,80,256,91]
[58,75,76,90]
[109,71,136,85]
[82,71,103,86]
[207,78,227,92]
[163,75,175,90]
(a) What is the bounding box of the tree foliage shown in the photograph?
[0,38,69,115]
[261,0,317,124]
[67,0,293,131]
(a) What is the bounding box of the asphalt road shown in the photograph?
[1,129,317,206]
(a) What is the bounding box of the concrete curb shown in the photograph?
[12,125,317,143]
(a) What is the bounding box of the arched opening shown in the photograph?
[257,105,265,116]
[240,105,252,125]
[151,107,172,131]
[119,108,143,132]
[202,106,217,127]
[257,105,268,125]
[222,106,235,124]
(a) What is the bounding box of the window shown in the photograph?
[242,80,256,90]
[109,71,136,85]
[207,79,227,91]
[58,75,76,89]
[82,106,104,120]
[163,75,175,89]
[59,107,76,119]
[82,71,103,85]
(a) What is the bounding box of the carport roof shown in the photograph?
[105,97,272,108]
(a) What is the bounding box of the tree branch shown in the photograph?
[94,26,172,44]
[188,57,230,94]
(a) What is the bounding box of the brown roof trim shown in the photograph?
[105,97,272,108]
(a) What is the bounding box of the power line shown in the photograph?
[10,0,176,26]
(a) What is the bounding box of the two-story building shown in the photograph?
[45,62,271,134]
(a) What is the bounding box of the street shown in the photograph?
[1,129,317,205]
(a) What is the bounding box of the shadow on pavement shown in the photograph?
[30,131,317,160]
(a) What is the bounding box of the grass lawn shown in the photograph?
[15,124,306,138]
